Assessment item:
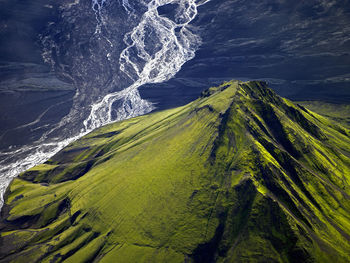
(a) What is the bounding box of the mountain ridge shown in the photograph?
[0,80,350,262]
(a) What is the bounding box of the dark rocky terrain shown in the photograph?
[1,0,350,154]
[140,0,350,108]
[0,0,349,229]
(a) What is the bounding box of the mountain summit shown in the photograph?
[1,81,350,262]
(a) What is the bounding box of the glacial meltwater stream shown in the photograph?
[0,0,210,208]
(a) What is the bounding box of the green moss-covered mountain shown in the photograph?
[1,81,350,263]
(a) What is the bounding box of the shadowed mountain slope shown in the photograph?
[1,81,350,262]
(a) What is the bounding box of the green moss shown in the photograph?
[1,81,349,262]
[297,101,350,125]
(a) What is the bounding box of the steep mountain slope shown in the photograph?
[297,101,350,127]
[1,81,350,262]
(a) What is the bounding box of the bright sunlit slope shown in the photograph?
[1,81,350,262]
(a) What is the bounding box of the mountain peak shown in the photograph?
[1,81,350,262]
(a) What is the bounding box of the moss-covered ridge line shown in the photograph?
[1,81,350,262]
